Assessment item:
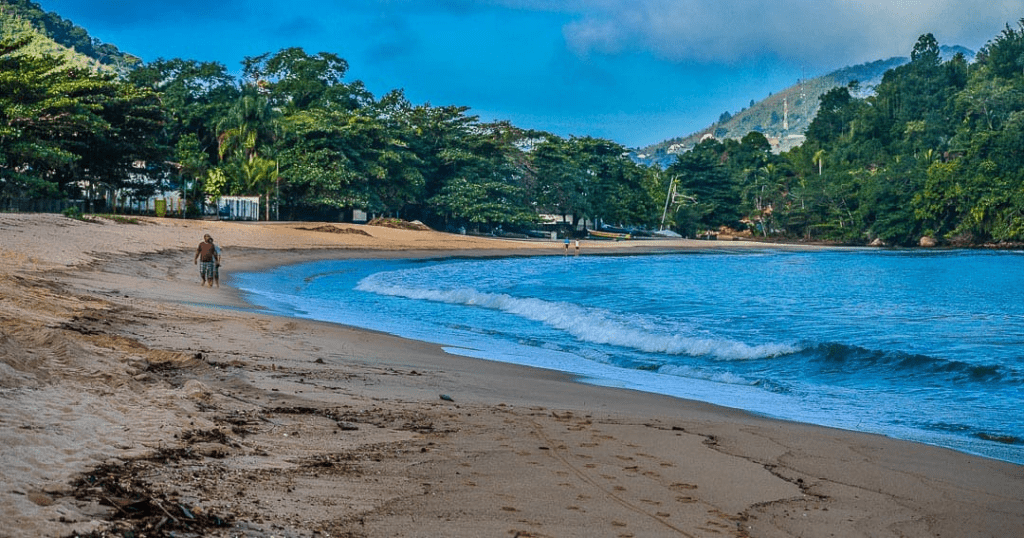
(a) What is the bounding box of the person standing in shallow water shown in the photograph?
[193,234,220,287]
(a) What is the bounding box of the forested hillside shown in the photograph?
[0,0,138,72]
[636,46,974,168]
[1,1,1022,246]
[665,28,1024,246]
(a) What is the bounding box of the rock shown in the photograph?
[27,491,55,506]
[919,236,938,247]
[183,379,212,400]
[194,442,231,458]
[869,237,886,247]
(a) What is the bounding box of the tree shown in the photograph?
[217,91,278,164]
[241,155,278,220]
[0,37,166,204]
[425,121,534,231]
[531,135,590,228]
[175,133,209,215]
[241,47,371,113]
[0,38,79,197]
[211,87,282,218]
[813,149,826,175]
[981,20,1024,79]
[665,139,741,236]
[530,135,658,232]
[804,84,861,146]
[128,57,238,156]
[278,104,423,217]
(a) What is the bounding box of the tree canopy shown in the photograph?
[3,7,1024,245]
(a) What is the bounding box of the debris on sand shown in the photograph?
[367,218,431,231]
[296,224,372,236]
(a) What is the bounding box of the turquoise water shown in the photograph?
[234,249,1024,464]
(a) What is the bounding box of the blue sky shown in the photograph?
[37,1,1020,148]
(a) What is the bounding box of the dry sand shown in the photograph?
[0,212,1021,538]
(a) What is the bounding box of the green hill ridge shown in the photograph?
[0,0,139,74]
[635,46,974,167]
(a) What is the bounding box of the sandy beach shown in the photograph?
[1,213,1021,538]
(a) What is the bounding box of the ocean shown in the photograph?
[234,249,1024,465]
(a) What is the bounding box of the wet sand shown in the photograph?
[1,213,1021,537]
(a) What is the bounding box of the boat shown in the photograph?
[588,228,631,240]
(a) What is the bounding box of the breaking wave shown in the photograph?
[355,274,799,361]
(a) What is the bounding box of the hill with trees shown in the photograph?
[661,28,1024,246]
[635,46,974,168]
[0,0,139,73]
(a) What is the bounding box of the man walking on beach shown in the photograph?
[193,234,220,287]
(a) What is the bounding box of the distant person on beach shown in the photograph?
[193,234,220,287]
[564,238,570,255]
[575,239,580,256]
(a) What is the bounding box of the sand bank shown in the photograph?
[0,213,1020,537]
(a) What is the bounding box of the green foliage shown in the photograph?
[665,139,743,235]
[530,135,659,231]
[7,6,1024,244]
[128,57,238,158]
[242,48,369,113]
[61,205,82,220]
[765,23,1024,245]
[0,37,165,201]
[204,168,229,197]
[0,0,139,73]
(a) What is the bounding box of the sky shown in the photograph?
[36,0,1021,148]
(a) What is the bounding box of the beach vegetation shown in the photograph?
[61,205,82,220]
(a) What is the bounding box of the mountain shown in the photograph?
[633,45,975,168]
[0,0,140,73]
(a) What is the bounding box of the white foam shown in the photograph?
[356,274,800,361]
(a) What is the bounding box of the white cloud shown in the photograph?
[557,0,1020,68]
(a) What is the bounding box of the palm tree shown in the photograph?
[217,92,278,164]
[813,149,826,176]
[216,91,281,219]
[746,164,785,237]
[241,156,279,220]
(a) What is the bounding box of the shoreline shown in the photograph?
[2,213,1021,537]
[231,248,1024,468]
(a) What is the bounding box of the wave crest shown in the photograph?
[356,275,799,361]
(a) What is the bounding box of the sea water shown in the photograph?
[234,249,1024,465]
